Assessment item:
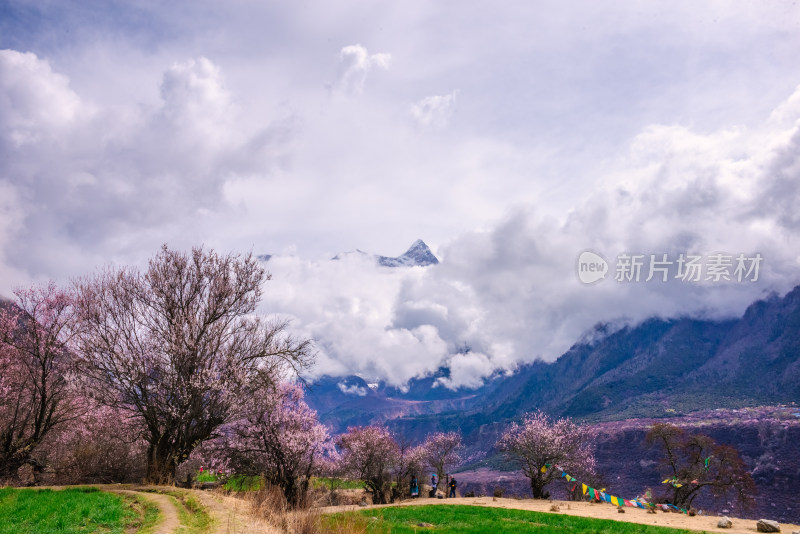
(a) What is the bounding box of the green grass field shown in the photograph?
[324,505,700,534]
[223,474,264,491]
[218,474,363,492]
[0,486,156,534]
[312,476,365,491]
[194,470,220,483]
[192,470,364,493]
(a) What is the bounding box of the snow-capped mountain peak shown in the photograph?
[326,240,439,267]
[376,239,439,267]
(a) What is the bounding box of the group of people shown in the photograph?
[409,474,458,498]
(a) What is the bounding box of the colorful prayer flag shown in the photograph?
[581,484,587,495]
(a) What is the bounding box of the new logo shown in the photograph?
[577,251,608,284]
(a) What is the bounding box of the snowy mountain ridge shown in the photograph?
[330,239,439,267]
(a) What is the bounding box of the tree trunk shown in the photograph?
[531,479,541,499]
[368,479,391,504]
[145,442,178,484]
[0,447,32,484]
[530,476,548,499]
[283,475,300,508]
[0,455,22,482]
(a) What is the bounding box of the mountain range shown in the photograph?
[305,283,800,437]
[304,283,800,521]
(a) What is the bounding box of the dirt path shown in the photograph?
[319,496,800,534]
[191,490,278,534]
[111,488,181,534]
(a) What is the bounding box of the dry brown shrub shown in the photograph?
[310,488,366,508]
[228,483,373,534]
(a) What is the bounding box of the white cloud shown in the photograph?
[262,85,800,389]
[436,351,493,390]
[157,57,237,148]
[0,50,88,146]
[260,253,449,387]
[411,91,458,128]
[330,44,391,95]
[0,50,296,284]
[2,3,800,390]
[337,382,368,396]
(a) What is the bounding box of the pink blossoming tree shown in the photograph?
[392,436,426,500]
[0,283,78,483]
[217,381,333,507]
[72,245,314,483]
[497,410,596,499]
[337,425,400,504]
[420,431,463,493]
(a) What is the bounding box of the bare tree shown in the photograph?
[646,423,756,511]
[72,245,314,483]
[0,283,78,483]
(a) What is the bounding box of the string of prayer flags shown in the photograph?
[541,463,689,514]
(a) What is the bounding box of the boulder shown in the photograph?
[717,517,733,528]
[757,519,781,533]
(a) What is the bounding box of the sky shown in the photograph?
[2,1,800,388]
